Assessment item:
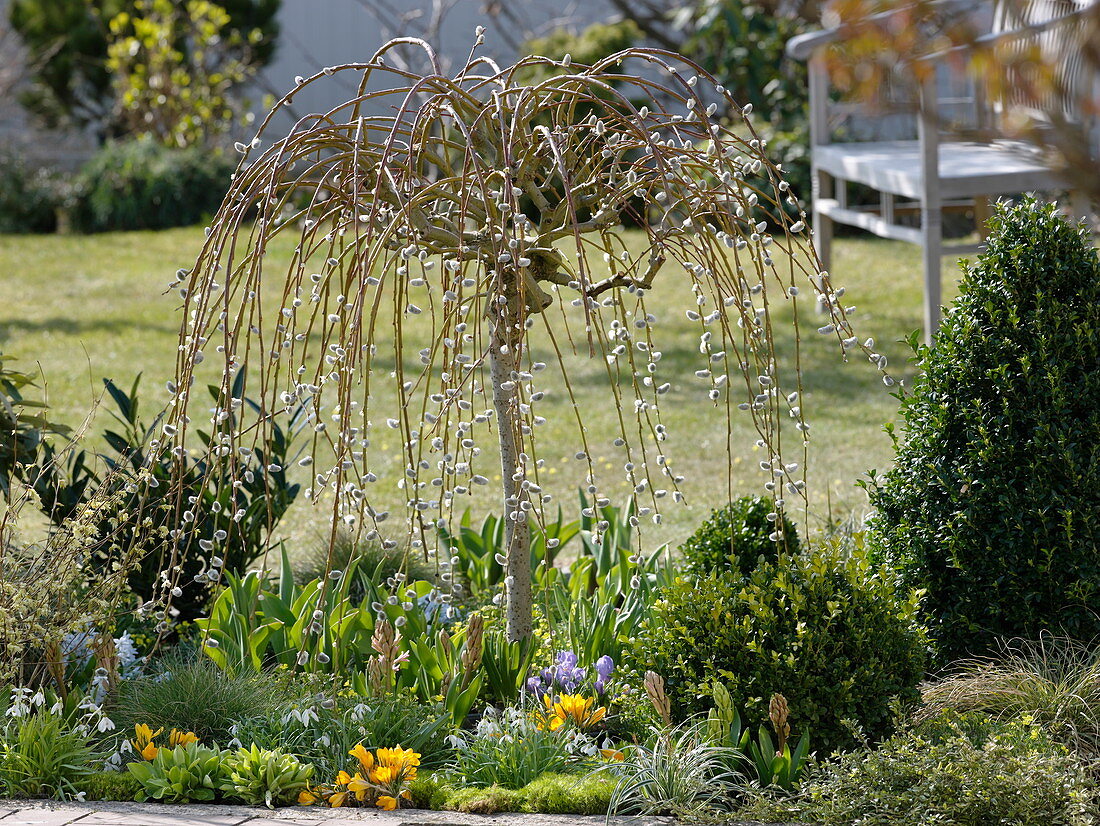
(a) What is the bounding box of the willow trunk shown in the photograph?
[489,310,533,642]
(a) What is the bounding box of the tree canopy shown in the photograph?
[8,0,280,137]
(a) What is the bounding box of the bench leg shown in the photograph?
[921,201,942,344]
[1071,190,1091,229]
[811,167,833,272]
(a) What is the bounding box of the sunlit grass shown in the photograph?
[0,227,962,552]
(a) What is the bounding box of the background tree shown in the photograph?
[106,0,261,147]
[156,39,885,646]
[521,1,816,201]
[8,0,279,139]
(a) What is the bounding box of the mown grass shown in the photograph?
[0,226,962,552]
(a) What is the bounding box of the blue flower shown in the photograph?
[555,650,579,670]
[525,676,547,698]
[595,655,615,680]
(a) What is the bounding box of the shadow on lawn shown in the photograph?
[0,316,176,344]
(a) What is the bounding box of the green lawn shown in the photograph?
[0,227,962,553]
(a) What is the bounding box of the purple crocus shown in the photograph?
[526,676,548,698]
[525,650,612,698]
[594,655,615,695]
[556,650,579,670]
[546,650,585,693]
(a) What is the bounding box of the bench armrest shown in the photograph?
[913,4,1096,63]
[786,0,988,61]
[786,28,840,60]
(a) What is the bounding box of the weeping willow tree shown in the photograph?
[159,37,885,644]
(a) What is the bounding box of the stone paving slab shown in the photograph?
[0,803,685,826]
[72,809,254,825]
[0,810,94,826]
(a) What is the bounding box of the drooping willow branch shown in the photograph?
[156,38,886,646]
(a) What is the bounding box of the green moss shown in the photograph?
[406,772,451,809]
[520,772,615,815]
[416,771,615,815]
[75,770,143,802]
[442,785,525,814]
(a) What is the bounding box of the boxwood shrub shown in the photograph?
[68,138,234,233]
[866,198,1100,662]
[678,496,799,578]
[632,539,928,753]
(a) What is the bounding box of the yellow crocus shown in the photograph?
[374,746,420,782]
[347,772,372,802]
[376,746,420,771]
[132,724,163,760]
[369,764,397,786]
[376,795,398,810]
[544,693,607,730]
[349,744,375,774]
[329,791,348,808]
[297,789,318,805]
[132,723,161,748]
[168,729,199,747]
[600,748,625,761]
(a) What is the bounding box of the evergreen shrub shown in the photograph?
[632,539,928,753]
[866,199,1100,661]
[679,495,799,578]
[69,138,233,232]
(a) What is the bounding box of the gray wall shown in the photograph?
[0,0,97,168]
[254,0,616,133]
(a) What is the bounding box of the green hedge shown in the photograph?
[0,154,58,233]
[866,199,1100,662]
[69,138,234,233]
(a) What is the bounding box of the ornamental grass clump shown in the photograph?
[917,635,1100,759]
[606,721,745,817]
[155,34,888,653]
[112,655,284,744]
